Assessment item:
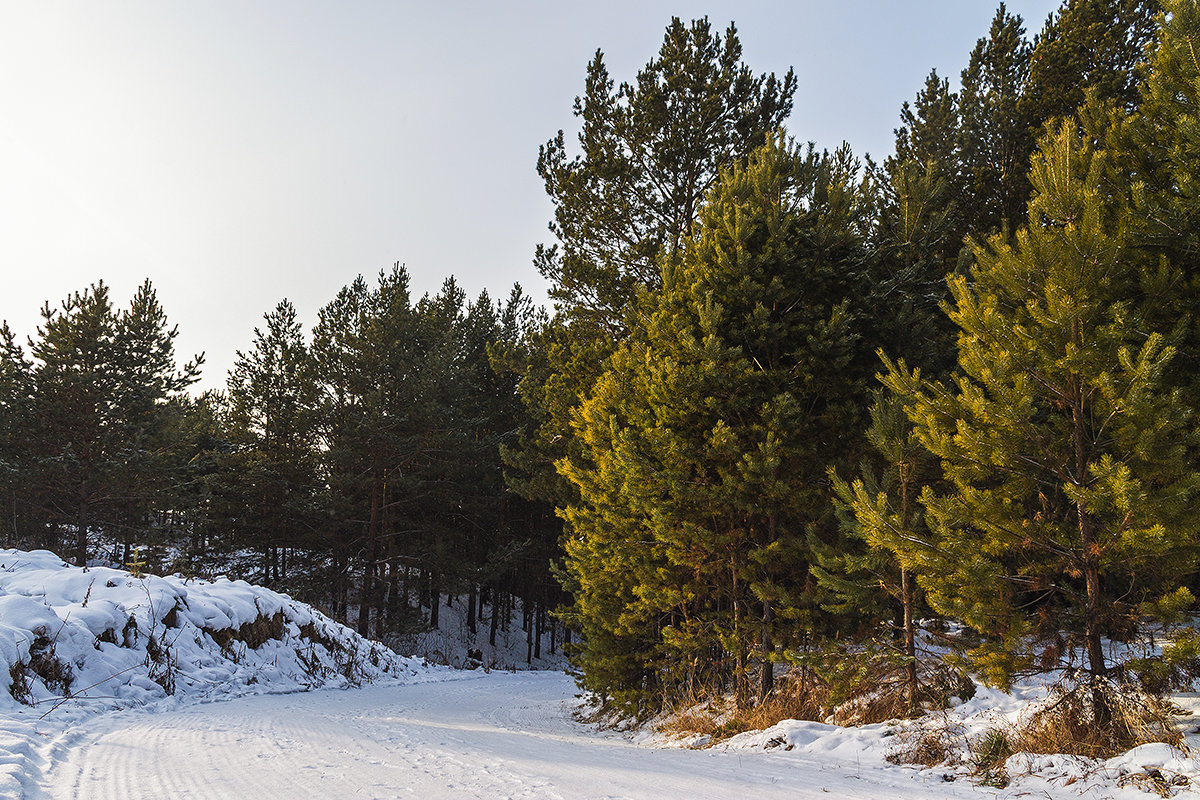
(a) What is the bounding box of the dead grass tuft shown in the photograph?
[8,629,75,703]
[1010,678,1184,760]
[8,662,30,703]
[720,673,829,737]
[653,649,977,744]
[655,703,724,739]
[886,712,969,767]
[655,669,831,742]
[830,659,973,727]
[27,631,73,696]
[235,611,285,649]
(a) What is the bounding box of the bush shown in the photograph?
[1009,677,1183,760]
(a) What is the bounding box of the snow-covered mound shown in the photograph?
[0,549,428,712]
[0,549,458,798]
[700,681,1200,798]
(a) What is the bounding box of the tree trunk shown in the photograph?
[902,566,918,714]
[467,584,477,635]
[1071,366,1109,726]
[732,557,748,710]
[898,458,920,715]
[489,589,500,647]
[429,572,440,629]
[357,471,382,638]
[76,493,89,568]
[526,600,534,665]
[758,598,774,703]
[534,601,543,660]
[1072,379,1105,679]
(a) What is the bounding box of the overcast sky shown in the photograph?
[0,1,1062,394]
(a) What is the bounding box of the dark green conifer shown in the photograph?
[560,137,874,713]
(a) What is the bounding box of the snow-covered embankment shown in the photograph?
[0,549,436,797]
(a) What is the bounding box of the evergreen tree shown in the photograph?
[824,392,940,713]
[0,324,33,546]
[109,281,205,556]
[27,281,199,565]
[1116,0,1200,385]
[560,137,874,713]
[312,270,421,635]
[221,299,318,586]
[871,157,960,376]
[892,70,960,178]
[510,17,799,526]
[537,17,796,331]
[883,122,1200,697]
[958,4,1034,239]
[1022,0,1159,125]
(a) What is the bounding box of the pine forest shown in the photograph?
[8,0,1200,754]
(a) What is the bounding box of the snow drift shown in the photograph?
[0,549,429,712]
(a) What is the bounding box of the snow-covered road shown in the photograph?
[35,671,987,800]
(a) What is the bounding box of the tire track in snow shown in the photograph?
[40,672,984,800]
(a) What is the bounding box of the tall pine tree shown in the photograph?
[884,121,1200,695]
[560,137,873,713]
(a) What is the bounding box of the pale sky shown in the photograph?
[0,1,1061,394]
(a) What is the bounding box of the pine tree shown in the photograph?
[883,121,1200,698]
[312,271,419,635]
[109,281,204,555]
[824,392,940,713]
[222,299,318,586]
[0,324,33,546]
[1114,0,1200,387]
[27,281,200,565]
[893,70,961,178]
[958,4,1035,239]
[537,17,796,331]
[560,137,874,712]
[872,157,960,376]
[509,18,799,529]
[1022,0,1159,125]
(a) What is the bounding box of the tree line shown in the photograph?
[510,0,1200,726]
[0,270,564,651]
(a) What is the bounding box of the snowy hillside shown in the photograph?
[0,548,443,796]
[0,549,428,712]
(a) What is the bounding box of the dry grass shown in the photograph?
[7,628,75,703]
[1010,679,1184,760]
[886,712,969,768]
[721,674,829,736]
[8,662,30,703]
[654,668,832,742]
[820,651,974,727]
[654,650,976,744]
[891,679,1193,790]
[950,679,1190,790]
[655,700,725,739]
[204,611,286,651]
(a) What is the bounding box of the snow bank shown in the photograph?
[694,678,1200,798]
[0,549,451,798]
[0,549,437,712]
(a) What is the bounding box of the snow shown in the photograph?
[387,592,568,673]
[27,673,1006,799]
[3,549,1200,799]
